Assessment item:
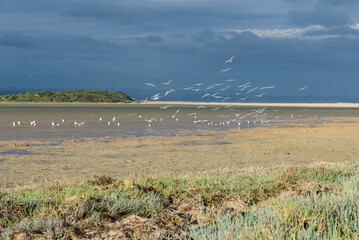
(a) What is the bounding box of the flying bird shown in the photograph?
[165,89,175,96]
[159,105,171,109]
[221,67,231,72]
[259,86,275,90]
[225,56,235,63]
[298,86,308,91]
[145,83,156,87]
[225,79,236,82]
[202,93,210,99]
[161,80,172,85]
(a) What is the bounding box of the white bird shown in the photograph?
[222,97,231,102]
[220,85,230,91]
[202,93,210,99]
[238,97,248,101]
[99,117,102,122]
[174,109,181,115]
[213,83,224,86]
[204,86,215,91]
[221,67,231,72]
[259,86,275,90]
[184,87,193,90]
[112,117,116,122]
[192,89,201,92]
[298,86,308,91]
[161,80,172,85]
[145,117,157,123]
[225,56,235,63]
[188,113,197,116]
[61,119,65,123]
[12,122,17,127]
[246,87,258,94]
[145,83,156,87]
[194,83,203,86]
[151,93,161,100]
[254,93,265,98]
[165,89,175,96]
[225,79,236,82]
[197,106,206,109]
[159,105,171,109]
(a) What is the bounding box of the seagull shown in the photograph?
[221,67,231,72]
[204,86,215,91]
[225,79,236,82]
[165,89,175,96]
[254,93,265,98]
[197,106,206,109]
[184,87,194,90]
[175,109,181,115]
[159,105,171,109]
[238,97,248,101]
[246,87,258,94]
[145,117,157,123]
[222,97,231,102]
[220,85,230,91]
[213,83,224,86]
[298,86,308,91]
[259,86,275,90]
[225,56,235,63]
[194,83,203,86]
[151,93,161,100]
[161,80,172,85]
[202,93,210,99]
[145,83,156,87]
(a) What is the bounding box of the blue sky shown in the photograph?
[0,0,358,100]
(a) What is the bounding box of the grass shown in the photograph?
[0,89,133,103]
[0,164,358,239]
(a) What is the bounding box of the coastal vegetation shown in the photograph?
[1,164,359,239]
[0,90,133,103]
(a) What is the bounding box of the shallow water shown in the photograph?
[0,103,358,140]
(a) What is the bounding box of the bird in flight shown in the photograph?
[202,93,210,99]
[145,83,156,87]
[159,105,171,109]
[161,80,172,85]
[165,89,175,96]
[225,79,236,82]
[298,86,308,91]
[221,67,232,72]
[259,86,275,90]
[194,83,203,86]
[225,56,235,63]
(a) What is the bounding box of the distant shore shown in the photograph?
[1,101,359,108]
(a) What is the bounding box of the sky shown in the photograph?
[0,0,359,100]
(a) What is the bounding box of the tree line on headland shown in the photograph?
[0,89,133,103]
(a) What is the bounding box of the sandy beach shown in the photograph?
[1,117,359,188]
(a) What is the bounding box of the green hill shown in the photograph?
[0,89,134,103]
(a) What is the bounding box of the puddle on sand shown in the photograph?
[0,150,36,155]
[0,159,5,162]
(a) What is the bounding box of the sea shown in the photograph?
[0,103,358,141]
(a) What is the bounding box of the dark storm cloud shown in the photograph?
[288,7,351,27]
[0,31,36,49]
[0,0,359,98]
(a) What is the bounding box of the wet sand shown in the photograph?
[1,118,359,188]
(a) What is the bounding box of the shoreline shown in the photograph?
[1,101,359,108]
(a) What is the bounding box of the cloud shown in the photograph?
[304,26,359,37]
[288,7,351,27]
[0,31,36,49]
[144,35,163,43]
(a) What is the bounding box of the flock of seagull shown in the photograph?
[9,56,313,131]
[143,56,308,103]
